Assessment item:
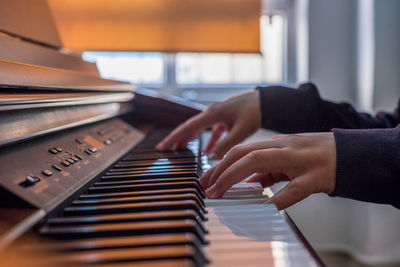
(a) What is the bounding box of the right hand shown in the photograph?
[156,90,262,159]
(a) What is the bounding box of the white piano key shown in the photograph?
[205,182,269,207]
[205,203,318,266]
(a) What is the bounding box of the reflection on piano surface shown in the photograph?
[0,0,323,266]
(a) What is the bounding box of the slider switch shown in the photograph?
[42,170,53,176]
[20,176,40,187]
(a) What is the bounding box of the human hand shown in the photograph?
[156,90,261,159]
[200,133,337,210]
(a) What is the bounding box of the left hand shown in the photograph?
[200,133,337,210]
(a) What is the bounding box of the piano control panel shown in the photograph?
[0,119,144,212]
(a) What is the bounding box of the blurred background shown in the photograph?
[49,0,400,266]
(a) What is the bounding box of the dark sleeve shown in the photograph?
[257,83,400,133]
[332,126,400,208]
[258,83,400,208]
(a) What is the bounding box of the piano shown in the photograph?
[0,1,324,266]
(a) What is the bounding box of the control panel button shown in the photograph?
[42,169,53,176]
[20,176,40,187]
[67,158,75,164]
[61,161,70,167]
[75,154,83,160]
[49,148,58,154]
[55,147,63,152]
[89,147,98,153]
[75,138,84,144]
[98,128,113,136]
[52,165,62,172]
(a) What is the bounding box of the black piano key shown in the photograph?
[134,140,199,149]
[115,158,200,168]
[107,169,202,177]
[40,219,207,245]
[105,167,199,175]
[94,260,196,267]
[71,193,205,209]
[133,139,199,149]
[133,141,198,148]
[46,210,203,227]
[130,148,199,156]
[21,233,203,253]
[95,177,200,186]
[105,167,200,174]
[101,172,200,181]
[108,164,198,172]
[79,188,203,200]
[63,200,206,220]
[122,154,198,161]
[87,181,205,198]
[44,217,206,237]
[32,245,207,266]
[125,150,197,157]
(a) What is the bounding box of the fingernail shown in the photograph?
[198,177,206,189]
[156,141,164,149]
[171,143,178,151]
[199,180,205,189]
[206,185,217,198]
[200,180,208,190]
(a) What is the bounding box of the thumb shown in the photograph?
[267,177,310,210]
[204,123,227,154]
[211,119,250,159]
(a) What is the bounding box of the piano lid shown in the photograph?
[0,59,136,92]
[0,0,62,48]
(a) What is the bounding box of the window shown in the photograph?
[82,52,164,85]
[176,15,284,85]
[82,14,286,102]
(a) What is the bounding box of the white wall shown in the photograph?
[275,0,400,265]
[307,0,357,103]
[373,0,400,111]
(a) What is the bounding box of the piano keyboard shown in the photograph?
[11,129,319,267]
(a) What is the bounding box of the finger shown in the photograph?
[246,173,274,188]
[246,173,268,183]
[198,166,216,190]
[156,112,216,150]
[211,118,251,159]
[266,176,311,210]
[247,172,289,188]
[203,123,227,154]
[207,149,288,198]
[207,139,284,188]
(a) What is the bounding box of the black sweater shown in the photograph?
[257,83,400,208]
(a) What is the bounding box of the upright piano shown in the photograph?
[0,1,323,266]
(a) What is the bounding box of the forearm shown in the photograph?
[257,83,400,133]
[331,126,400,208]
